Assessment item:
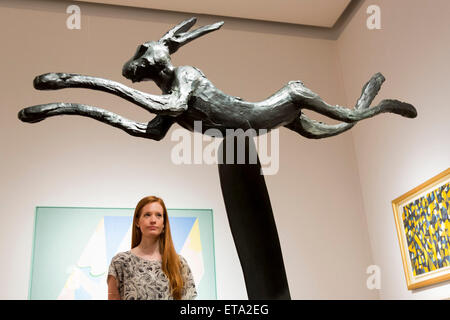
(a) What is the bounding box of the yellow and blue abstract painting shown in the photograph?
[29,207,216,299]
[402,182,450,276]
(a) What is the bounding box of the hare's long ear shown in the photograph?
[161,17,198,39]
[160,17,224,54]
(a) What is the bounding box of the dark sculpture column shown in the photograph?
[218,134,291,300]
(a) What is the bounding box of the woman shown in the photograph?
[107,196,197,300]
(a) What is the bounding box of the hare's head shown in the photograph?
[122,41,171,83]
[122,17,224,83]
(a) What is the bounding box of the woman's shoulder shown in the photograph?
[178,254,187,263]
[111,250,132,263]
[177,254,192,270]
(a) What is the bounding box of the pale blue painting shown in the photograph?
[29,207,216,300]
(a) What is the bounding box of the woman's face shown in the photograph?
[137,201,165,239]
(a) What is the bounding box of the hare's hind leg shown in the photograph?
[284,112,354,139]
[287,73,417,123]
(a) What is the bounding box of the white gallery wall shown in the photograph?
[1,0,447,300]
[337,0,450,299]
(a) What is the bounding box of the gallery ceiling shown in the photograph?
[74,0,353,28]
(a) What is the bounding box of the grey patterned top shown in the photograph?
[107,251,197,300]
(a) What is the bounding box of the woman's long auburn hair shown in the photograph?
[131,196,184,300]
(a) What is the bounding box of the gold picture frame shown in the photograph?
[392,168,450,290]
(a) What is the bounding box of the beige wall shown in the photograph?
[337,0,450,299]
[1,0,378,299]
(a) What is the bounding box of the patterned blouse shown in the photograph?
[107,251,197,300]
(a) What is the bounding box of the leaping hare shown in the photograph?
[18,17,417,140]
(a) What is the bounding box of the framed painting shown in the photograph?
[29,206,216,299]
[392,168,450,290]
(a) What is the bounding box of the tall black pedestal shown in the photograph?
[217,134,290,300]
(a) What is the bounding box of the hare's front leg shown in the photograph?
[33,73,187,116]
[18,103,175,140]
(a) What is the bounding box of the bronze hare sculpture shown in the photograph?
[18,17,417,140]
